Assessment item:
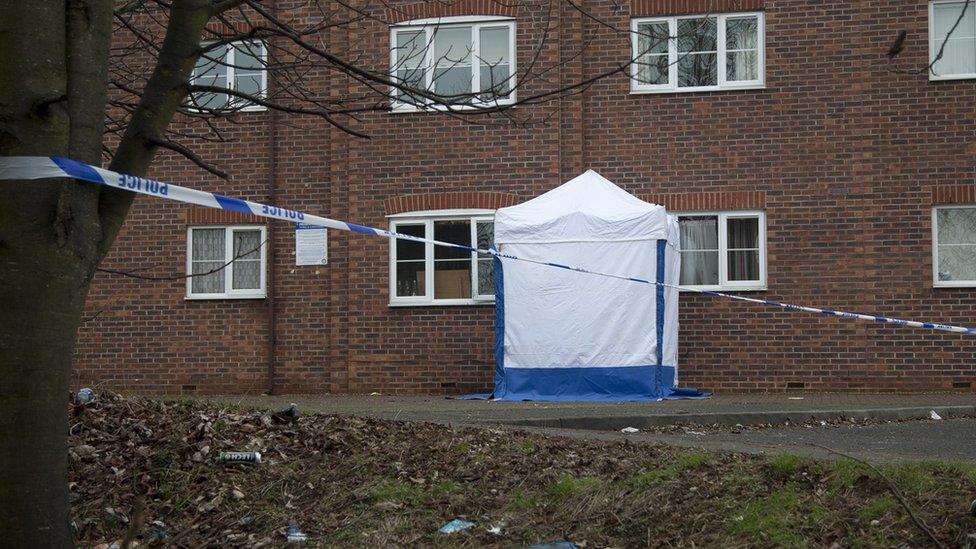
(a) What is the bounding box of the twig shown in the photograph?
[810,443,945,549]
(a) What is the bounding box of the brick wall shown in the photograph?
[74,0,976,395]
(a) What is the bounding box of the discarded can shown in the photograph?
[75,388,95,405]
[219,451,261,464]
[286,520,307,543]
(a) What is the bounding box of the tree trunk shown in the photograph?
[0,234,93,547]
[0,0,213,543]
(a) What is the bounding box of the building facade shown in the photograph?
[75,0,976,394]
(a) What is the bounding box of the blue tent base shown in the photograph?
[489,364,709,402]
[457,387,710,402]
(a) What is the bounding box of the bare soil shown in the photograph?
[70,394,976,547]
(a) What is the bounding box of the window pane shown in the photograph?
[395,224,425,260]
[638,22,670,55]
[475,220,495,297]
[480,27,510,64]
[396,262,425,296]
[637,54,670,85]
[938,245,976,281]
[937,209,976,244]
[477,258,494,295]
[193,46,229,108]
[727,217,759,249]
[232,42,264,71]
[192,228,225,260]
[434,259,471,299]
[678,53,717,87]
[679,216,718,250]
[433,67,472,96]
[726,50,758,81]
[934,37,976,75]
[726,17,758,50]
[479,27,511,99]
[680,251,719,285]
[235,74,263,99]
[434,27,472,65]
[677,17,717,53]
[192,262,225,294]
[728,250,760,281]
[233,260,261,290]
[434,220,472,259]
[396,30,427,69]
[479,65,511,98]
[476,221,494,256]
[933,3,976,75]
[233,230,262,259]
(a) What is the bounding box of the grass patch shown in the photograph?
[880,463,937,495]
[821,459,870,491]
[507,488,539,511]
[515,439,536,455]
[676,452,712,470]
[769,454,803,477]
[548,475,601,500]
[369,480,426,505]
[730,487,807,548]
[431,480,460,497]
[630,467,677,488]
[858,496,898,522]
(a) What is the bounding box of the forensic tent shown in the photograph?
[491,170,699,401]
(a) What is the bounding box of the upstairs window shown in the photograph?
[930,1,976,79]
[676,211,766,291]
[631,12,764,93]
[390,18,515,109]
[933,206,976,286]
[389,212,495,305]
[190,40,267,111]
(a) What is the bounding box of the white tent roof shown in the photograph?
[494,170,669,244]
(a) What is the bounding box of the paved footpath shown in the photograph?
[203,393,976,463]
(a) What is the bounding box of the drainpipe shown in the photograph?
[265,0,279,395]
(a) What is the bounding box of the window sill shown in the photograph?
[389,299,495,307]
[389,100,516,114]
[929,73,976,82]
[934,281,976,288]
[679,285,766,293]
[185,293,267,301]
[630,83,765,95]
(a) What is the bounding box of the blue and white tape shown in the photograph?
[2,155,974,335]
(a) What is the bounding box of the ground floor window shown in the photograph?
[186,225,267,299]
[389,212,494,305]
[676,211,766,290]
[933,205,976,286]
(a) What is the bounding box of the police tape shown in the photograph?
[1,155,974,335]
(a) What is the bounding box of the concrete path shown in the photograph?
[202,392,976,463]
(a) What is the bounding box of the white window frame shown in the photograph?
[630,12,765,94]
[929,0,976,80]
[674,210,767,291]
[186,225,267,299]
[388,210,495,306]
[932,205,976,287]
[190,40,268,112]
[389,16,517,112]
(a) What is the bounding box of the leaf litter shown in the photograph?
[69,393,976,547]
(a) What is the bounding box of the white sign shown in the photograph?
[295,223,328,266]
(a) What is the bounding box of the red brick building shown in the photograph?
[75,0,976,394]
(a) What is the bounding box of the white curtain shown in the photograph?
[191,228,225,293]
[933,3,976,75]
[679,217,718,285]
[232,230,262,290]
[726,17,758,81]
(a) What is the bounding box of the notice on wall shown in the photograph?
[295,223,328,266]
